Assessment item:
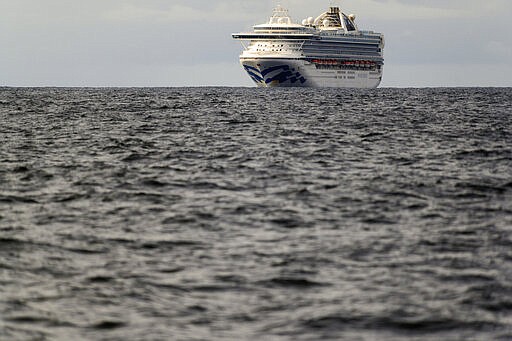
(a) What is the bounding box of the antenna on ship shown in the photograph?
[276,0,290,10]
[329,0,342,8]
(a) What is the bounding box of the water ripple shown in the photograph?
[0,87,511,340]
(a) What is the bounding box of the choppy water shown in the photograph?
[1,87,511,340]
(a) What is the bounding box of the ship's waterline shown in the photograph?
[233,5,384,88]
[241,58,382,88]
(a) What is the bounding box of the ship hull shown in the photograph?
[241,58,382,88]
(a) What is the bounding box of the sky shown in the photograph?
[1,0,511,87]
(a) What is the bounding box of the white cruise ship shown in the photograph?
[232,5,385,88]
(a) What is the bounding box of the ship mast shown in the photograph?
[273,0,290,10]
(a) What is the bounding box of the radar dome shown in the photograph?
[302,19,307,25]
[323,19,330,27]
[307,17,314,25]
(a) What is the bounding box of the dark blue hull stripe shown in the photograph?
[244,64,307,86]
[261,65,290,77]
[243,65,261,73]
[247,71,264,82]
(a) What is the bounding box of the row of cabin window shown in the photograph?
[254,43,301,52]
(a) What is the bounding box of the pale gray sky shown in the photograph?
[1,0,511,87]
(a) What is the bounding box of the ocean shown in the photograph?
[1,87,511,340]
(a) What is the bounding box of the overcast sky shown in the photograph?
[1,0,511,87]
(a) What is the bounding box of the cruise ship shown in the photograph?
[232,5,385,88]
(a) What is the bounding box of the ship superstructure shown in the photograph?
[232,5,385,88]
